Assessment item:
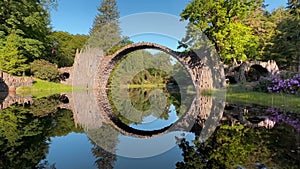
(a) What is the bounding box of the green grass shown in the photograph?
[16,78,83,98]
[15,80,300,112]
[128,83,166,88]
[226,85,300,112]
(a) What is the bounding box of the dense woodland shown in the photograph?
[0,0,299,81]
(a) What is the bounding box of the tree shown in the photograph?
[0,104,53,169]
[264,7,300,70]
[287,0,300,71]
[243,7,277,60]
[0,0,53,74]
[30,59,59,82]
[287,0,300,14]
[180,0,263,64]
[87,124,119,169]
[86,0,121,55]
[0,94,82,169]
[176,124,273,169]
[49,31,89,67]
[0,32,28,75]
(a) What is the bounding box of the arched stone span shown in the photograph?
[95,42,226,91]
[68,42,225,139]
[239,60,279,82]
[225,60,279,83]
[90,42,225,138]
[90,89,225,138]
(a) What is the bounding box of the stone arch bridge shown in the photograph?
[62,42,226,139]
[96,42,225,90]
[225,60,279,83]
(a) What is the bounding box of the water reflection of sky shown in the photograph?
[129,104,179,131]
[42,133,97,169]
[42,131,195,169]
[119,103,189,158]
[116,131,195,158]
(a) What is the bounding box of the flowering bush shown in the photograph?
[254,72,300,94]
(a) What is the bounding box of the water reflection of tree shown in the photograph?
[87,123,119,169]
[0,104,53,169]
[0,95,83,169]
[176,121,300,169]
[108,49,194,125]
[90,141,116,169]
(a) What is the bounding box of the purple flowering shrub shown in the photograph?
[254,72,300,94]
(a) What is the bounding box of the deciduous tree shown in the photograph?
[49,31,89,67]
[0,0,54,74]
[180,0,263,64]
[0,32,28,75]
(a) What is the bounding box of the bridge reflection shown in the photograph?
[62,41,227,157]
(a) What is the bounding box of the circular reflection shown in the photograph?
[72,12,226,158]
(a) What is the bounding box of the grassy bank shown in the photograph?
[16,80,300,112]
[128,83,166,88]
[16,79,78,98]
[226,85,300,112]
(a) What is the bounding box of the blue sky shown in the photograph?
[50,0,286,50]
[50,0,190,35]
[50,0,287,35]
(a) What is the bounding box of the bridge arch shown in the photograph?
[91,42,225,138]
[95,42,225,91]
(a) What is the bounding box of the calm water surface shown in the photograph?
[0,89,299,169]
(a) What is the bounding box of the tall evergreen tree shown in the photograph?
[287,0,300,14]
[86,0,121,55]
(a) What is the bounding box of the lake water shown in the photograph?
[0,88,299,169]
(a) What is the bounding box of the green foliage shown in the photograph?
[0,32,28,75]
[216,22,259,62]
[176,124,272,169]
[86,0,121,55]
[287,0,300,14]
[0,94,82,168]
[0,104,52,169]
[180,0,262,64]
[29,94,60,116]
[30,59,59,82]
[0,0,52,63]
[106,36,133,55]
[49,31,89,67]
[265,8,300,70]
[50,109,84,137]
[243,8,277,60]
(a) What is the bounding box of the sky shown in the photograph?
[50,0,190,35]
[50,0,287,50]
[50,0,287,35]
